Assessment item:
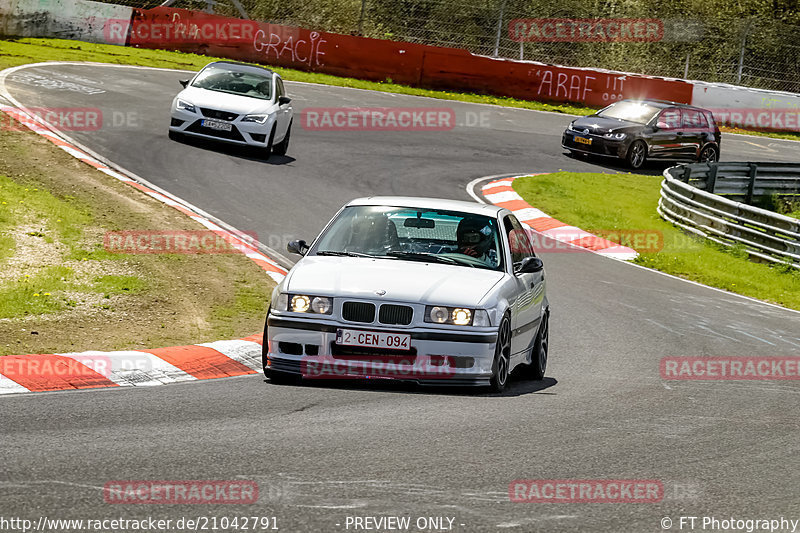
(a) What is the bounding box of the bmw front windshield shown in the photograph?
[596,101,660,124]
[311,206,504,271]
[191,65,273,100]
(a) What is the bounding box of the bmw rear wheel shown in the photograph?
[527,311,548,380]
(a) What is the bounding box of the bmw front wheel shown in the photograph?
[489,316,512,393]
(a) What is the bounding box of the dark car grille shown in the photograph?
[200,108,239,121]
[186,120,246,141]
[379,304,413,325]
[342,302,376,323]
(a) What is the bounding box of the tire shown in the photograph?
[698,144,719,163]
[522,311,548,381]
[261,308,270,378]
[272,121,291,156]
[489,315,512,393]
[168,130,183,142]
[626,140,647,170]
[264,125,277,159]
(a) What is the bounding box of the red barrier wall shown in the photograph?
[125,7,693,108]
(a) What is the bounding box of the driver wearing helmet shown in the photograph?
[456,218,498,267]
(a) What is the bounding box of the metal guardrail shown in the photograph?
[659,162,800,269]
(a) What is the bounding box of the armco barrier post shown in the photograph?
[745,163,758,205]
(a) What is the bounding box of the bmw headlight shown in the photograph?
[279,294,333,314]
[425,306,491,327]
[176,99,196,113]
[603,132,627,140]
[242,114,271,124]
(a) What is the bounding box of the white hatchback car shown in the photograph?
[264,197,550,392]
[169,61,293,157]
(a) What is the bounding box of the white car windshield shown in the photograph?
[312,206,504,271]
[596,101,660,124]
[191,65,272,100]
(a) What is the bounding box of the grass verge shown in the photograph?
[0,107,275,356]
[513,172,800,311]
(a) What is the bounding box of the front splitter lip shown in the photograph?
[267,354,492,387]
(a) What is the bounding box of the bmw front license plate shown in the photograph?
[336,329,411,350]
[202,119,233,132]
[574,136,592,145]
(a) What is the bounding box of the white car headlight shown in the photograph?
[281,294,333,314]
[242,114,271,124]
[425,306,489,327]
[176,99,196,113]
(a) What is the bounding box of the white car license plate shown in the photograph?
[202,119,233,132]
[336,329,411,351]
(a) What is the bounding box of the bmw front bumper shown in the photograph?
[264,315,498,386]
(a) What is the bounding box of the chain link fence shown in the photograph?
[113,0,800,94]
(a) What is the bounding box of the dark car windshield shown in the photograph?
[311,206,504,271]
[596,101,661,124]
[191,66,272,100]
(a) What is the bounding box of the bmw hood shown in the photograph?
[284,257,505,307]
[176,86,275,115]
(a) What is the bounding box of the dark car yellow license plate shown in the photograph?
[574,136,592,145]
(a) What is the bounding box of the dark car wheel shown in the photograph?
[273,121,291,156]
[489,316,512,393]
[521,311,548,381]
[626,140,647,169]
[699,144,719,163]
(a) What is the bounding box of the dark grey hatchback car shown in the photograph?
[562,99,721,169]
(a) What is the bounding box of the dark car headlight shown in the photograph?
[603,132,627,140]
[424,306,491,327]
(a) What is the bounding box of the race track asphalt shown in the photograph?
[1,63,799,532]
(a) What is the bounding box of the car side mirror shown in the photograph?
[179,79,189,88]
[278,96,292,105]
[515,256,544,274]
[287,239,308,255]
